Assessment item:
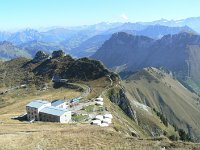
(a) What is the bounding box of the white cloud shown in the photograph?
[120,13,129,20]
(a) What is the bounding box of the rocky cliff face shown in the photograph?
[108,86,171,137]
[109,88,137,122]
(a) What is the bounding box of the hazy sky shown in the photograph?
[0,0,200,30]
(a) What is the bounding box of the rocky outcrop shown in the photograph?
[109,87,137,123]
[62,58,110,80]
[32,52,114,82]
[0,50,116,88]
[32,51,50,63]
[52,50,65,58]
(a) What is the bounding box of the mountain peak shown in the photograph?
[0,41,13,45]
[112,32,132,38]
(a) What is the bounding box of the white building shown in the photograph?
[96,97,103,102]
[39,106,71,123]
[100,123,109,127]
[96,101,104,106]
[26,100,51,121]
[91,114,113,127]
[26,100,71,123]
[91,120,101,125]
[103,114,113,119]
[102,118,112,124]
[95,115,104,121]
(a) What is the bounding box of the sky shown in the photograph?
[0,0,200,30]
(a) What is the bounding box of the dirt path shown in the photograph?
[68,82,91,98]
[101,75,113,97]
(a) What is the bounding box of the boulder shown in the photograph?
[52,50,65,58]
[33,51,50,63]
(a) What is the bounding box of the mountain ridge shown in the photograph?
[0,50,116,88]
[0,23,197,58]
[121,67,200,141]
[92,32,200,90]
[0,41,31,60]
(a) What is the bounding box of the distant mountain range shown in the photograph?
[18,40,65,57]
[92,32,200,90]
[140,17,200,33]
[1,16,200,59]
[70,25,193,57]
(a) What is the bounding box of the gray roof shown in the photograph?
[51,100,65,106]
[26,100,50,109]
[40,106,69,116]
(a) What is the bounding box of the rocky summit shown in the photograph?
[0,50,115,88]
[32,51,50,63]
[52,50,65,58]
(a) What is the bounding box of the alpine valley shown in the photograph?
[2,16,200,150]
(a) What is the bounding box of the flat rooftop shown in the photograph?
[40,106,69,116]
[26,100,50,109]
[51,100,65,107]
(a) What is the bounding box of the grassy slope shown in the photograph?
[107,86,178,139]
[1,76,200,149]
[123,67,200,141]
[0,58,32,88]
[0,77,145,149]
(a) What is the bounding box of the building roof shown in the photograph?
[103,114,113,119]
[96,97,103,101]
[26,100,50,109]
[95,115,103,121]
[40,106,69,116]
[51,100,65,106]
